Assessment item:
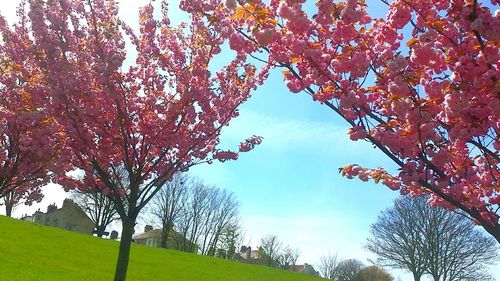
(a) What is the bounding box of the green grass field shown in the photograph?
[0,216,323,281]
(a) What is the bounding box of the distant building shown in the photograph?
[31,199,94,235]
[133,228,163,247]
[234,246,319,276]
[291,263,320,276]
[236,246,260,260]
[232,246,264,265]
[132,225,194,250]
[20,215,33,222]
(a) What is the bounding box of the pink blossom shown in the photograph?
[348,126,367,141]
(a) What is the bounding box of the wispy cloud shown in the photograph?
[220,110,364,154]
[212,109,396,176]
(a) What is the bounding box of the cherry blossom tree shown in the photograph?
[25,0,267,280]
[186,0,500,241]
[0,2,56,217]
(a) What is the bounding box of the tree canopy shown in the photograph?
[367,196,497,281]
[1,0,268,280]
[185,0,500,241]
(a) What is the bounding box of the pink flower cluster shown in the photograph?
[0,0,270,220]
[204,0,500,233]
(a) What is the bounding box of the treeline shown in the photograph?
[257,235,300,270]
[318,196,498,281]
[366,196,497,281]
[147,173,240,257]
[72,173,241,258]
[319,256,392,281]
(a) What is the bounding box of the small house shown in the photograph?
[132,225,194,250]
[32,199,94,235]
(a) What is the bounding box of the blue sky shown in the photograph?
[1,1,498,280]
[188,66,402,263]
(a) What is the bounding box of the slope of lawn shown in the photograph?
[0,216,323,281]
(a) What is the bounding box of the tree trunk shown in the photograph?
[96,225,104,238]
[160,223,170,248]
[5,203,13,217]
[113,219,135,281]
[412,272,421,281]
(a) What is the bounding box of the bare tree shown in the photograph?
[366,197,427,281]
[418,203,497,281]
[175,209,194,252]
[259,234,282,267]
[454,266,495,281]
[277,246,299,270]
[367,196,498,281]
[319,253,339,279]
[173,179,204,252]
[289,247,299,269]
[355,265,393,281]
[335,259,364,281]
[72,190,118,237]
[199,186,219,255]
[149,173,188,248]
[204,189,239,256]
[172,180,240,255]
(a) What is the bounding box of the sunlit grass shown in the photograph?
[0,216,323,281]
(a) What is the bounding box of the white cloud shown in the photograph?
[222,110,347,148]
[218,110,378,161]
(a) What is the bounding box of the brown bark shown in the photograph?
[5,203,13,217]
[113,219,135,281]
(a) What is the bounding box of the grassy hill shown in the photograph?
[0,216,323,281]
